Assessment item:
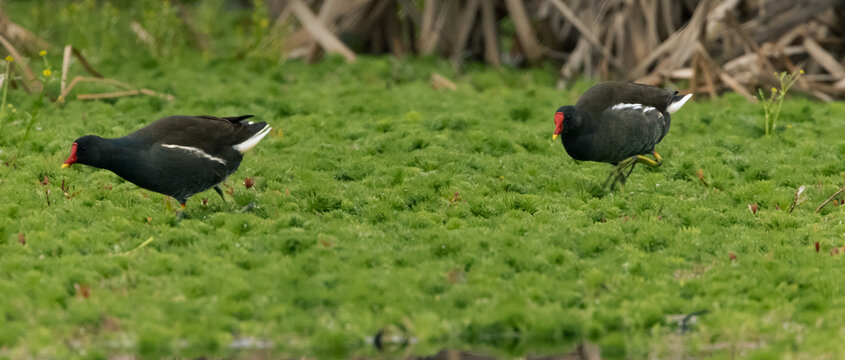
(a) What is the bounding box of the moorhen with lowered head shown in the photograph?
[62,115,271,209]
[552,82,691,190]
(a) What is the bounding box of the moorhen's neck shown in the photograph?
[85,137,144,170]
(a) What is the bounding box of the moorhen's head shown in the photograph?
[552,106,583,140]
[62,135,105,168]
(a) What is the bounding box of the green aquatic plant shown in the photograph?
[758,69,802,136]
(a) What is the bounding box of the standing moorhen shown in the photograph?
[62,115,271,209]
[552,82,692,190]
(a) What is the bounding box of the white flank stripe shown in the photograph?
[667,93,692,114]
[233,125,272,154]
[611,103,657,113]
[161,144,226,165]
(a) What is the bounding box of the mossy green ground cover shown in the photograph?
[3,3,845,359]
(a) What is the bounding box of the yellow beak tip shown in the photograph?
[61,164,71,169]
[552,134,559,141]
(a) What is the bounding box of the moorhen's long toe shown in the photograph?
[552,82,692,191]
[63,115,272,209]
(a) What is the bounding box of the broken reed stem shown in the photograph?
[289,0,356,62]
[61,45,72,94]
[430,73,456,91]
[696,169,709,187]
[789,185,805,214]
[58,76,175,103]
[56,48,172,104]
[76,90,141,100]
[76,89,174,101]
[0,33,39,92]
[120,237,156,256]
[815,186,845,214]
[71,48,103,78]
[0,59,11,138]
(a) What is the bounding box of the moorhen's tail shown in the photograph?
[231,117,272,154]
[666,93,692,114]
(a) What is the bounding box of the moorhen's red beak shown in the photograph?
[62,142,78,168]
[552,112,564,140]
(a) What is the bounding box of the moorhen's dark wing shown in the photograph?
[593,104,670,164]
[576,82,675,117]
[125,115,259,156]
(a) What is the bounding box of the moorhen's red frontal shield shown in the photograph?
[552,112,564,140]
[62,142,78,168]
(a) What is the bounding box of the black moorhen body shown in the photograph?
[63,115,271,208]
[552,82,692,189]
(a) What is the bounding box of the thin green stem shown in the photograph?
[759,70,802,137]
[0,64,11,139]
[11,87,45,165]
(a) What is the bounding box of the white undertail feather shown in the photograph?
[666,93,692,114]
[232,124,271,154]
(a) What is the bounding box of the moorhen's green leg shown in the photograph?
[213,185,227,203]
[602,163,623,189]
[604,151,665,190]
[175,203,187,221]
[635,151,663,167]
[603,156,637,190]
[617,157,639,191]
[652,151,663,166]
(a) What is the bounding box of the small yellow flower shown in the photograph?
[799,69,804,74]
[260,18,269,28]
[771,87,778,93]
[4,55,12,62]
[39,50,47,57]
[43,69,52,77]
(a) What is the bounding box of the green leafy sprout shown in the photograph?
[757,69,803,136]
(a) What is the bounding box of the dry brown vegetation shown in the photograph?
[267,0,845,100]
[3,1,844,100]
